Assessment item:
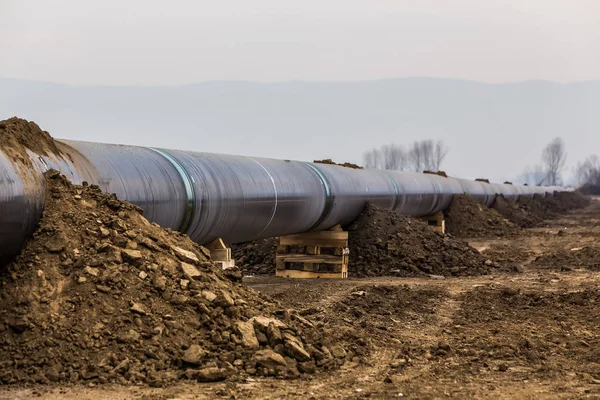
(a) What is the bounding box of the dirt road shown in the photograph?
[2,199,600,399]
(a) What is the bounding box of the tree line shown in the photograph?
[363,140,449,172]
[521,137,600,189]
[366,137,598,190]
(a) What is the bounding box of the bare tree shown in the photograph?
[541,137,567,186]
[575,155,600,186]
[522,164,547,186]
[408,140,449,172]
[363,144,407,170]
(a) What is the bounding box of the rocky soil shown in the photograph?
[232,238,277,276]
[444,194,520,238]
[347,203,491,277]
[0,171,344,386]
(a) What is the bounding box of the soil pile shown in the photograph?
[313,159,362,169]
[0,171,343,386]
[445,194,520,238]
[531,246,600,271]
[492,195,542,228]
[580,184,600,195]
[553,191,590,211]
[516,194,555,221]
[0,117,64,168]
[347,203,491,277]
[232,238,277,276]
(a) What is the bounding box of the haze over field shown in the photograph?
[1,0,599,183]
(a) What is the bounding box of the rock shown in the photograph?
[117,330,140,344]
[121,249,144,266]
[153,274,167,291]
[96,284,111,293]
[77,276,87,283]
[171,246,199,263]
[254,349,287,369]
[180,262,201,280]
[194,367,230,382]
[130,303,147,316]
[284,338,311,361]
[329,345,347,359]
[234,321,259,349]
[214,290,235,307]
[266,322,283,347]
[139,237,160,251]
[44,233,65,253]
[83,266,99,277]
[7,318,29,333]
[485,259,493,266]
[298,360,316,373]
[112,358,130,374]
[138,271,148,280]
[105,246,123,264]
[256,330,268,345]
[44,364,62,382]
[251,316,287,330]
[201,290,217,302]
[99,227,110,237]
[182,344,206,365]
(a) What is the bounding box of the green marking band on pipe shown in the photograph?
[385,173,400,210]
[147,147,196,235]
[304,162,334,231]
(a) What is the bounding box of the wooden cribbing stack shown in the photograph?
[419,211,445,234]
[206,238,235,270]
[275,225,349,279]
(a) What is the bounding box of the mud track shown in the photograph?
[2,199,600,399]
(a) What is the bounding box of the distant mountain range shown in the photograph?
[1,77,599,183]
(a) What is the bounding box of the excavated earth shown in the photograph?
[346,203,491,277]
[444,194,521,238]
[0,171,346,387]
[8,195,600,399]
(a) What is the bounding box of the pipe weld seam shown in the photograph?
[304,163,334,231]
[249,158,278,239]
[147,147,196,235]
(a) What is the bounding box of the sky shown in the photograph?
[1,0,600,85]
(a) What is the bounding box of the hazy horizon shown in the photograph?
[2,1,599,185]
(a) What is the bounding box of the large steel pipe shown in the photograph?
[0,139,570,262]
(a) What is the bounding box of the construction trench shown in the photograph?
[0,117,599,399]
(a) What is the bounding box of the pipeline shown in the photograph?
[0,139,568,263]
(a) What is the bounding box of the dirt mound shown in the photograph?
[516,194,555,221]
[553,191,590,211]
[0,117,65,169]
[347,203,491,277]
[423,170,448,178]
[580,184,600,195]
[232,238,277,276]
[531,246,600,271]
[0,171,344,386]
[313,159,362,169]
[444,194,520,238]
[492,195,542,228]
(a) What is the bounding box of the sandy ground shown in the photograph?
[2,198,600,399]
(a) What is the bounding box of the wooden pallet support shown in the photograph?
[206,238,236,270]
[276,227,349,279]
[419,211,445,234]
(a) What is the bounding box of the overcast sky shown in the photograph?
[1,0,599,85]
